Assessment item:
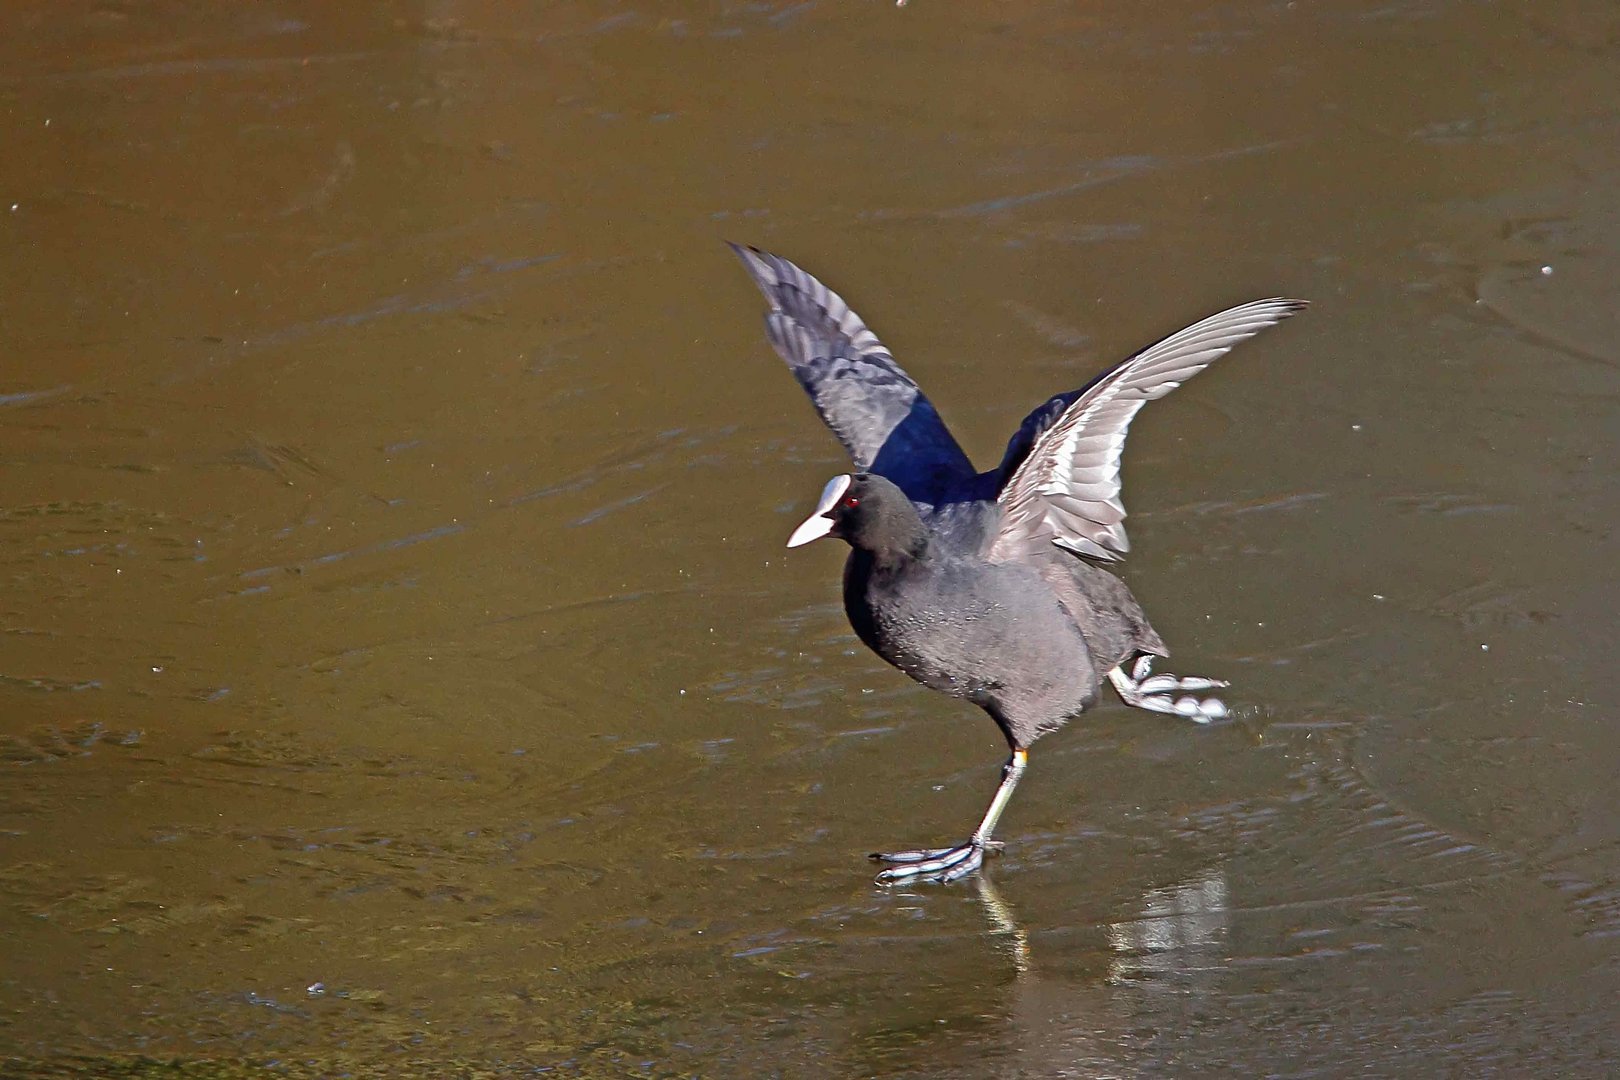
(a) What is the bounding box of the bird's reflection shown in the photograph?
[953,865,1233,1076]
[1105,866,1229,984]
[856,864,1235,1074]
[969,863,1230,986]
[973,872,1032,975]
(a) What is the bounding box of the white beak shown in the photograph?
[786,475,851,548]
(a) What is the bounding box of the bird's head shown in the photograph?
[786,473,925,557]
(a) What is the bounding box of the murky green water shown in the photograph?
[3,1,1618,1075]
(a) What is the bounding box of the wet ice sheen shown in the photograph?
[1,0,1618,1074]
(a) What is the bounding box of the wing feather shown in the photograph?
[731,245,976,505]
[989,298,1307,562]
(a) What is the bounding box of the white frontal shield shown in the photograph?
[786,475,852,548]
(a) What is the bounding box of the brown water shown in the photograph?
[3,1,1619,1076]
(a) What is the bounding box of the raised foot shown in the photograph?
[1109,655,1230,724]
[870,840,992,884]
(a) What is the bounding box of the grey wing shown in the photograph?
[989,298,1308,563]
[731,244,977,505]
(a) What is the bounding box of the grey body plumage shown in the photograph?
[835,478,1100,749]
[734,244,1305,882]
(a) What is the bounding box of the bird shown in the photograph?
[731,244,1306,883]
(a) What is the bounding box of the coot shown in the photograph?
[733,245,1305,883]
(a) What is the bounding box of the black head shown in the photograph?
[786,473,927,557]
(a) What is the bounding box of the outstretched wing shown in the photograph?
[731,244,977,505]
[989,298,1307,563]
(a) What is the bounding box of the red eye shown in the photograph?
[843,496,859,508]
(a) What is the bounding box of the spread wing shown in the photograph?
[989,298,1307,563]
[731,244,977,505]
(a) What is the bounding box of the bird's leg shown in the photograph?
[1108,653,1229,723]
[872,749,1027,885]
[971,747,1026,847]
